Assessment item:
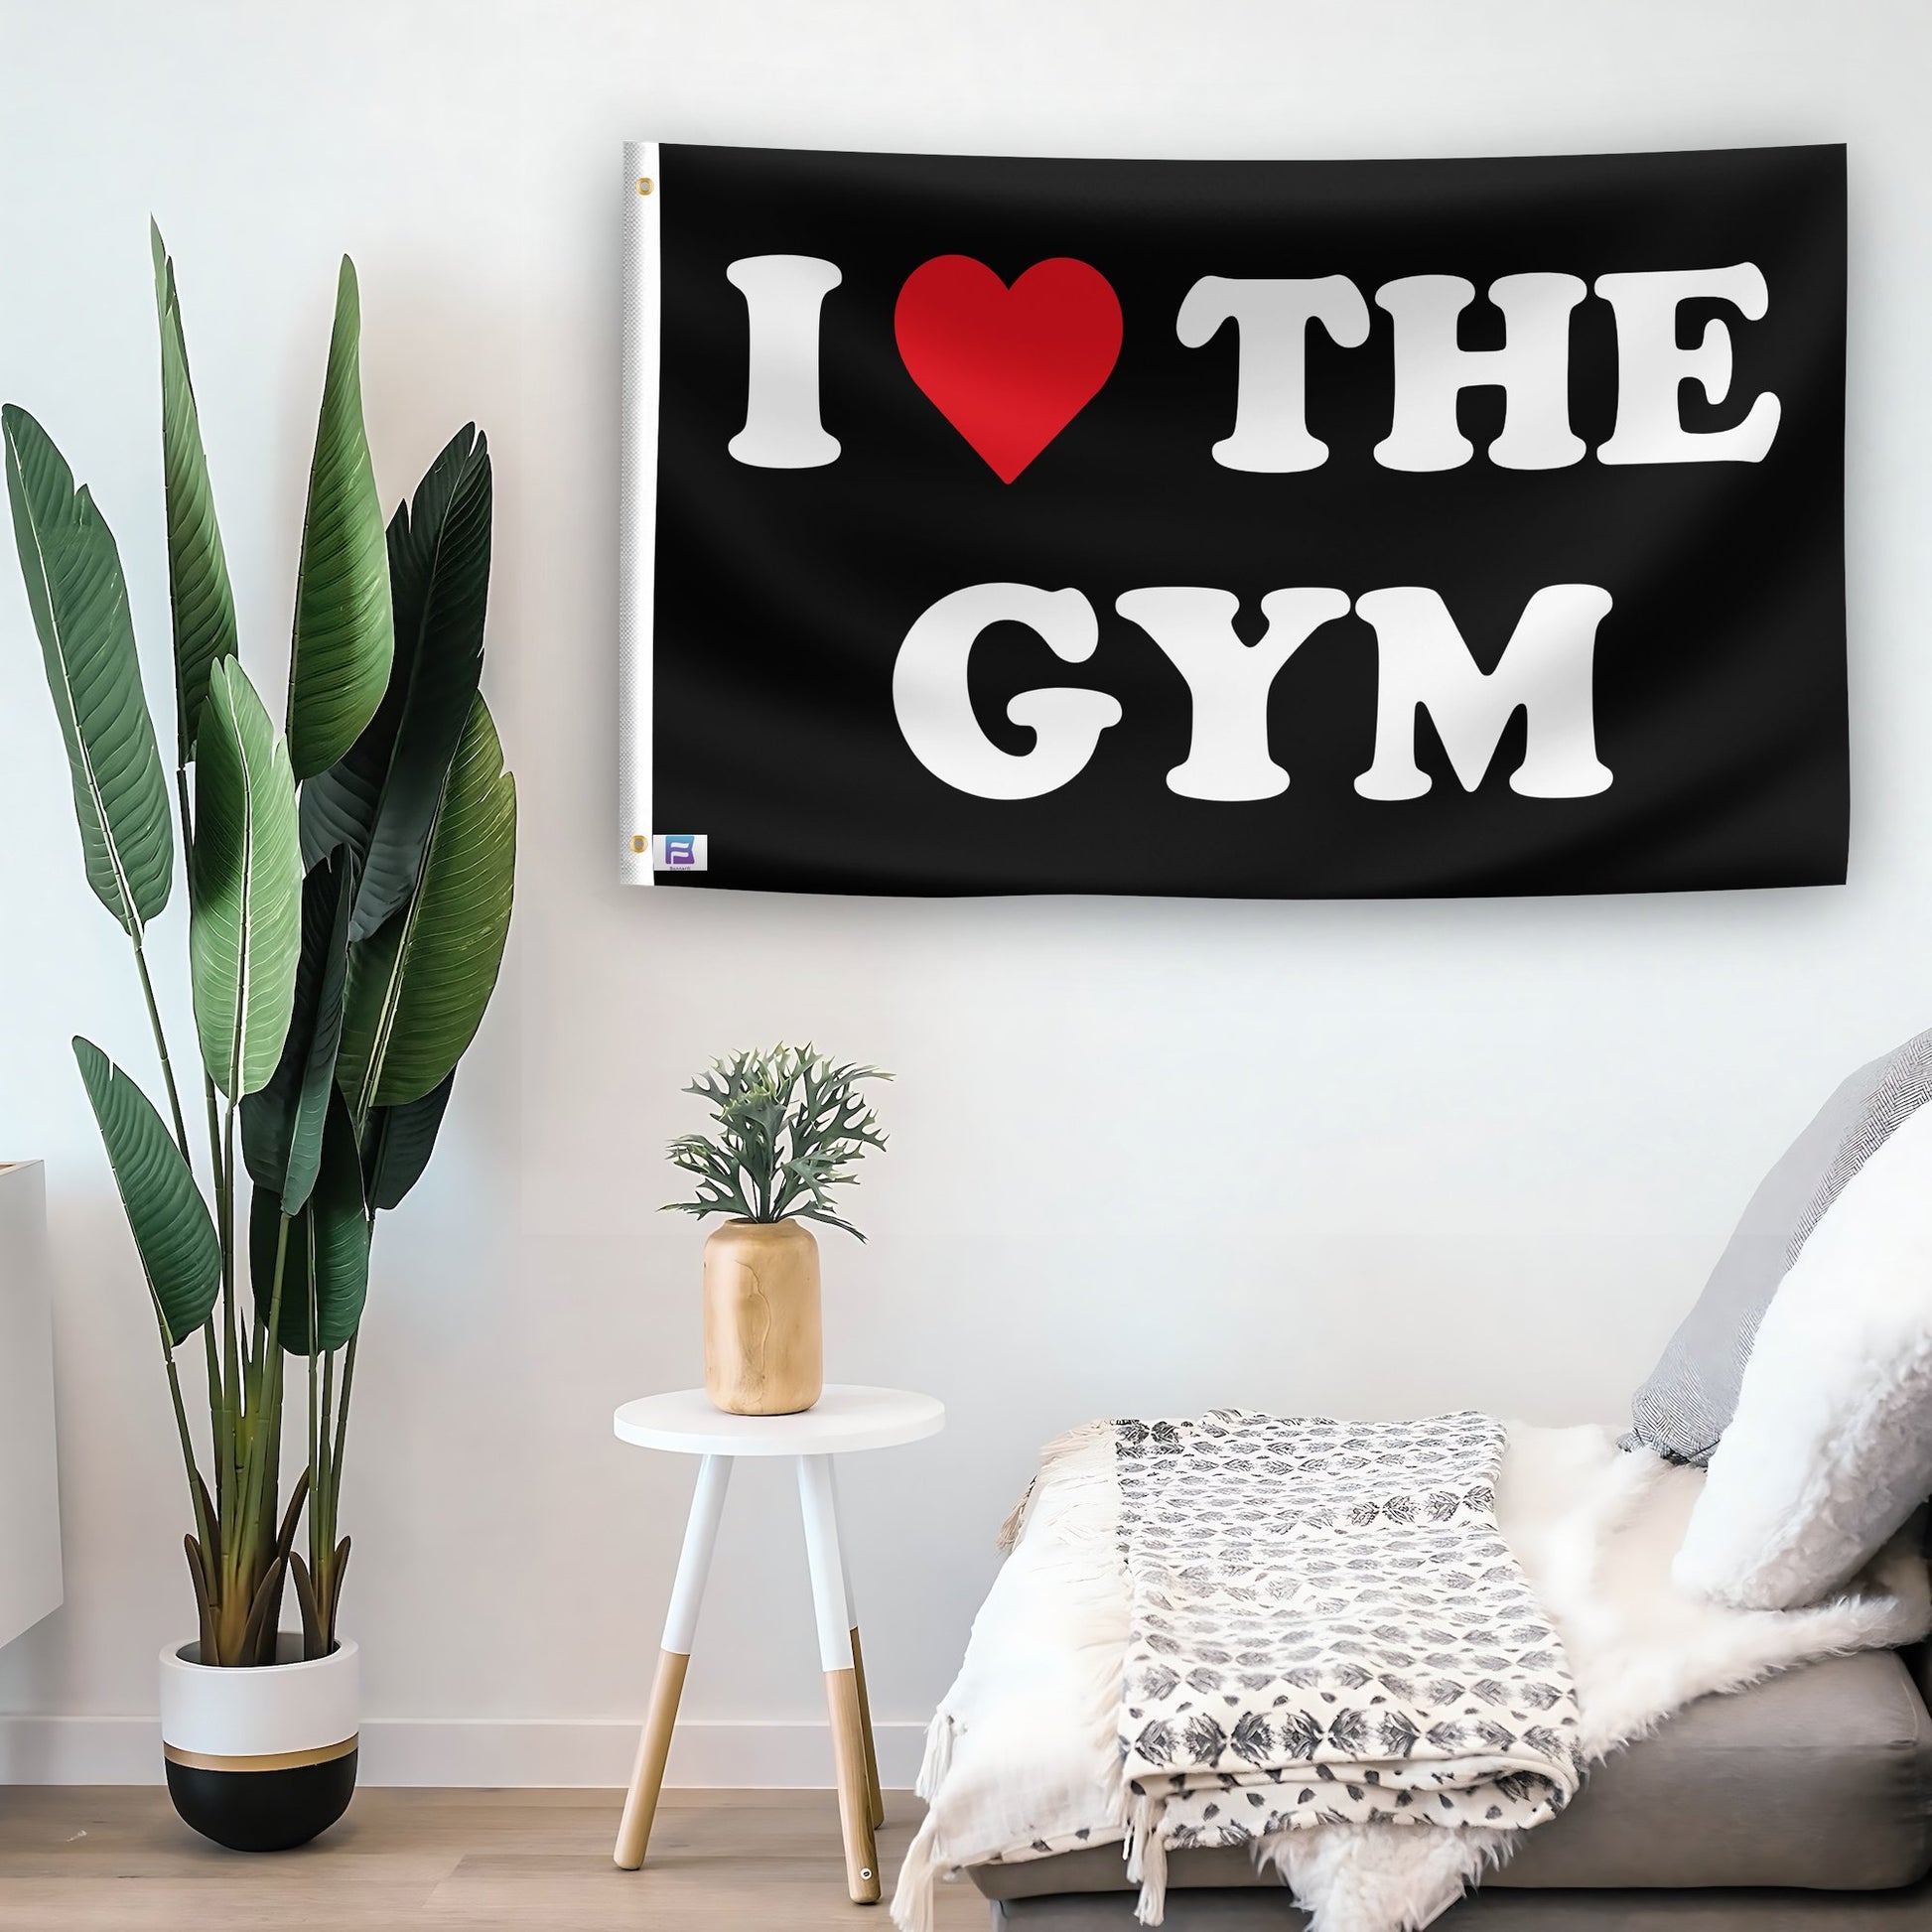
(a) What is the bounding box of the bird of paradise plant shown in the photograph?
[3,225,514,1665]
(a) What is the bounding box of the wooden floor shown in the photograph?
[0,1787,986,1930]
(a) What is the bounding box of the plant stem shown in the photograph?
[238,1214,290,1585]
[219,1097,241,1561]
[319,1334,354,1650]
[220,1096,238,1381]
[313,1344,337,1626]
[331,1332,356,1505]
[156,1330,215,1610]
[129,937,191,1168]
[163,1352,210,1543]
[201,1076,229,1519]
[218,1212,288,1662]
[307,1325,321,1546]
[305,1246,326,1627]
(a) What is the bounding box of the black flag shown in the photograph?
[621,141,1846,898]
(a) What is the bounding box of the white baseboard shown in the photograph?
[0,1715,929,1788]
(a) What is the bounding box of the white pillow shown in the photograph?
[1672,1098,1932,1610]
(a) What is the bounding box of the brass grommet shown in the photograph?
[630,834,648,854]
[636,176,653,197]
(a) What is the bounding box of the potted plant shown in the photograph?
[3,225,514,1850]
[665,1045,889,1415]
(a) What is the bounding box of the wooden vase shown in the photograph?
[702,1218,823,1416]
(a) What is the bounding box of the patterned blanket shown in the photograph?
[1113,1412,1584,1910]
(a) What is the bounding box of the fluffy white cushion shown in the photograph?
[1674,1100,1932,1610]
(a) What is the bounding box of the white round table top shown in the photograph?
[613,1384,945,1457]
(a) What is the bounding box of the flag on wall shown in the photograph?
[619,141,1846,897]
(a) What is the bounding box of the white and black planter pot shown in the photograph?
[159,1636,358,1852]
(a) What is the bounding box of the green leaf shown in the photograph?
[151,223,237,762]
[287,258,392,780]
[3,405,174,936]
[339,694,515,1114]
[301,426,490,945]
[73,1036,219,1347]
[241,848,354,1213]
[250,1087,369,1355]
[361,1070,455,1212]
[190,658,303,1098]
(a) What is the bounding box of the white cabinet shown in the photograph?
[0,1163,62,1648]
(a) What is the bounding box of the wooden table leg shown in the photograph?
[798,1453,881,1903]
[828,1461,885,1830]
[848,1625,885,1831]
[615,1453,733,1869]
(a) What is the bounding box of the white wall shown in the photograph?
[1,0,1928,1785]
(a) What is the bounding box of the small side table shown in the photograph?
[611,1384,945,1903]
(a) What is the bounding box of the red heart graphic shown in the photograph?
[895,256,1123,483]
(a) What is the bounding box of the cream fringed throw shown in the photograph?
[1109,1411,1582,1916]
[896,1420,1932,1932]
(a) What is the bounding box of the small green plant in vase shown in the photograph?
[665,1045,889,1416]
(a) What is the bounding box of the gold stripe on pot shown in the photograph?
[163,1735,358,1774]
